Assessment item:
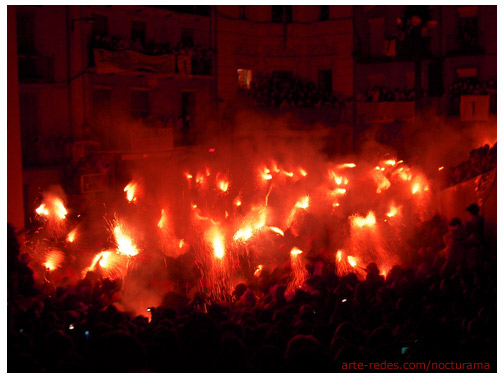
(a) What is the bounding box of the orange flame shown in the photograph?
[36,196,68,220]
[386,203,401,218]
[158,209,168,229]
[338,163,356,169]
[336,250,343,262]
[217,180,229,193]
[350,211,376,228]
[212,229,225,260]
[124,181,138,203]
[438,166,444,171]
[66,228,77,243]
[261,167,272,181]
[43,249,64,271]
[113,219,140,257]
[299,168,308,177]
[347,255,358,267]
[268,226,284,236]
[234,197,242,207]
[295,196,310,209]
[254,264,263,277]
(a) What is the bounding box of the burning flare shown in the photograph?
[112,218,140,257]
[43,249,64,271]
[350,211,376,228]
[66,228,77,243]
[124,181,138,203]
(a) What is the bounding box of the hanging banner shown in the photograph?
[94,49,176,74]
[460,95,489,121]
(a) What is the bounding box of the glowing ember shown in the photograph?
[112,219,140,257]
[254,264,263,277]
[124,181,138,203]
[295,196,310,209]
[350,211,376,228]
[347,255,358,267]
[438,166,444,171]
[66,229,77,243]
[234,197,242,207]
[179,239,185,249]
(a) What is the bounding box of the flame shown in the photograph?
[289,247,308,292]
[233,207,267,242]
[386,203,401,218]
[217,179,229,193]
[179,239,185,249]
[336,250,343,262]
[254,264,263,277]
[338,163,356,169]
[234,197,242,207]
[299,168,307,177]
[372,170,391,194]
[206,167,211,176]
[282,170,294,178]
[211,229,225,260]
[43,249,64,271]
[261,167,272,181]
[330,188,347,196]
[438,166,444,171]
[185,172,193,179]
[112,219,140,257]
[347,255,358,267]
[66,228,77,243]
[83,250,125,279]
[329,171,349,186]
[350,211,376,228]
[384,159,396,166]
[158,209,168,229]
[268,226,284,236]
[195,173,205,184]
[295,196,310,209]
[291,247,303,257]
[124,181,138,203]
[234,227,253,242]
[36,196,67,220]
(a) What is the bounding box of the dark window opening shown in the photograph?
[457,15,479,53]
[272,5,292,23]
[131,90,150,120]
[318,70,332,93]
[17,12,36,55]
[92,14,108,37]
[131,21,146,49]
[320,5,329,21]
[19,92,39,167]
[180,28,194,48]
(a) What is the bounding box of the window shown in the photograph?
[19,92,38,166]
[320,5,329,21]
[181,28,194,47]
[131,90,150,120]
[368,18,384,57]
[92,14,108,37]
[17,12,35,55]
[272,5,292,23]
[237,69,252,90]
[457,6,479,53]
[318,70,332,93]
[131,21,146,47]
